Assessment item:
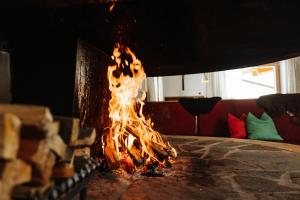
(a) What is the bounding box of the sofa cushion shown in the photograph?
[227,113,247,139]
[247,112,283,141]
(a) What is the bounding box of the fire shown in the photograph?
[103,43,176,174]
[109,0,117,12]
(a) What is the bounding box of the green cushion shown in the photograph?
[247,112,283,141]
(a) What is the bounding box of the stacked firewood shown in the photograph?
[0,104,96,200]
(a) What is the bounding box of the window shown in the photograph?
[221,64,279,99]
[145,63,281,101]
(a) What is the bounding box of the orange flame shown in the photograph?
[103,44,176,170]
[109,0,117,12]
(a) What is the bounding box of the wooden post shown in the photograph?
[0,51,11,103]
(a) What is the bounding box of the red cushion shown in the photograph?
[227,113,247,139]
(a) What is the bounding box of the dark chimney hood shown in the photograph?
[2,0,300,76]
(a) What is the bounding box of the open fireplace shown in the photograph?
[1,0,300,199]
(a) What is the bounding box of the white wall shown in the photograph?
[162,74,206,97]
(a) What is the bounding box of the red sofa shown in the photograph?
[143,99,300,143]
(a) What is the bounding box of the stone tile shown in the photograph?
[236,170,284,179]
[85,137,300,200]
[180,144,204,151]
[228,151,300,171]
[255,192,300,200]
[215,141,248,148]
[239,144,282,151]
[290,172,300,186]
[195,140,222,146]
[235,176,296,193]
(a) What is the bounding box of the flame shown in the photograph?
[109,0,117,12]
[103,43,176,171]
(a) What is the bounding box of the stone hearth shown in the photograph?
[83,136,300,200]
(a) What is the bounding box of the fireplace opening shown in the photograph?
[2,0,300,199]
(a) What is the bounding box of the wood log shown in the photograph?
[70,127,96,147]
[52,162,74,179]
[0,104,53,128]
[150,142,169,161]
[47,133,67,159]
[64,147,75,164]
[12,182,53,199]
[103,129,119,169]
[54,116,79,144]
[74,147,91,159]
[0,159,32,200]
[18,139,55,185]
[0,104,54,138]
[0,113,21,160]
[31,152,55,185]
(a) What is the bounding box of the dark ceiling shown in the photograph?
[2,0,300,76]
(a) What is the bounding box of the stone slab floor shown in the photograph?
[84,136,300,200]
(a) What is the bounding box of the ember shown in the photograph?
[102,43,177,175]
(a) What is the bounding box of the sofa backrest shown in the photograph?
[144,100,300,143]
[198,99,264,137]
[143,101,196,135]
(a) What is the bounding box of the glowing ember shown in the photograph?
[102,43,177,173]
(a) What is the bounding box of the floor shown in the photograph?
[85,136,300,200]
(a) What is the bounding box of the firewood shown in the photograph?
[74,147,91,159]
[54,116,79,144]
[52,162,74,179]
[20,121,60,140]
[47,133,67,159]
[0,113,21,160]
[150,142,169,160]
[0,104,53,131]
[103,129,119,168]
[64,147,75,164]
[18,139,55,185]
[0,159,32,200]
[31,152,55,185]
[12,182,53,199]
[70,127,96,147]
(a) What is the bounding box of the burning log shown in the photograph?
[0,113,21,160]
[103,129,120,169]
[54,116,80,144]
[102,44,177,173]
[0,160,32,200]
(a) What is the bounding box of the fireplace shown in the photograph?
[2,0,300,199]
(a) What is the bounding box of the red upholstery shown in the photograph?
[143,99,300,143]
[198,99,264,136]
[273,115,300,143]
[143,102,196,135]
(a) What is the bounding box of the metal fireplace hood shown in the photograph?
[2,0,300,76]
